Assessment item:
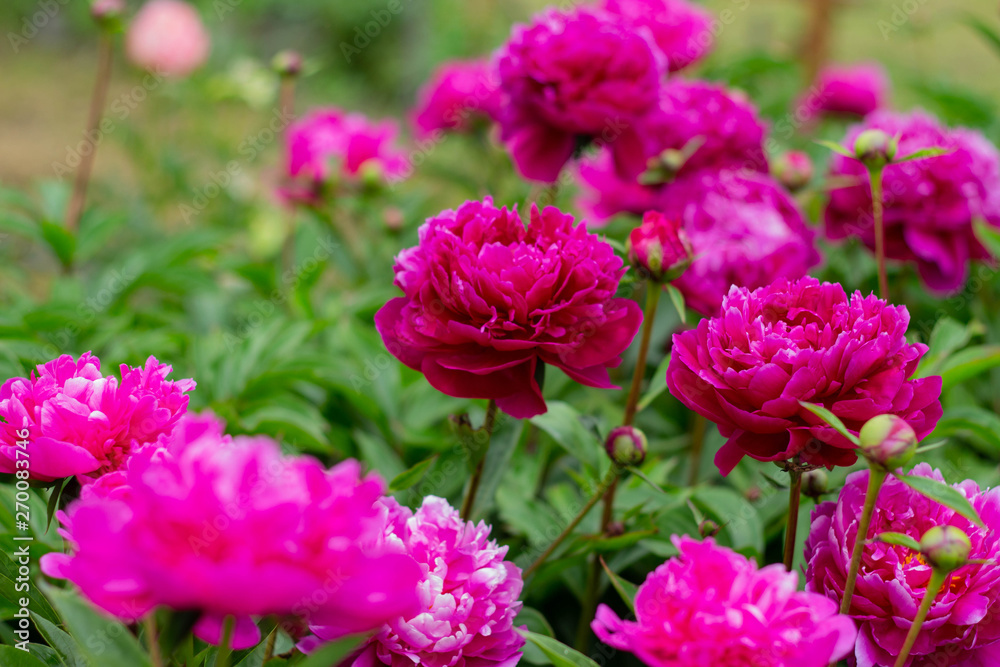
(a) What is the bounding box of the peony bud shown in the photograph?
[383,207,405,232]
[91,0,125,24]
[699,519,721,538]
[626,211,693,283]
[772,151,813,191]
[919,525,972,573]
[605,426,647,467]
[126,0,211,78]
[272,50,303,77]
[801,468,829,500]
[853,129,897,169]
[859,414,917,470]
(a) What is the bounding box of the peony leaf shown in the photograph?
[916,316,978,378]
[41,583,150,667]
[894,147,949,163]
[38,220,76,269]
[389,456,437,492]
[872,531,921,551]
[31,613,87,667]
[932,405,1000,457]
[0,646,49,667]
[665,284,686,324]
[915,440,947,454]
[0,555,58,626]
[599,557,638,612]
[815,140,854,158]
[297,634,367,667]
[797,402,860,446]
[899,475,984,528]
[939,345,1000,391]
[637,353,671,412]
[522,631,601,667]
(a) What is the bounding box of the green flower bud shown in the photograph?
[920,525,972,573]
[859,414,917,471]
[853,130,897,169]
[605,426,647,467]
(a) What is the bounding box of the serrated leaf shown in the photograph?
[599,557,637,612]
[798,402,860,445]
[522,631,601,667]
[900,475,984,528]
[873,531,921,551]
[389,456,437,492]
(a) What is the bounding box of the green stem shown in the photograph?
[893,569,947,667]
[460,400,498,520]
[869,167,888,300]
[840,467,888,614]
[145,615,162,667]
[783,469,803,571]
[216,616,235,667]
[622,284,661,427]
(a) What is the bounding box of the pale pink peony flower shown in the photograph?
[0,352,194,481]
[593,536,857,666]
[125,0,210,77]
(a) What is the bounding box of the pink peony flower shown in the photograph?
[125,0,210,77]
[601,0,715,72]
[805,464,1000,666]
[658,170,819,315]
[313,496,525,667]
[375,198,643,419]
[410,60,501,139]
[0,352,194,482]
[494,7,665,182]
[627,210,693,282]
[284,108,409,202]
[666,276,943,475]
[41,414,422,648]
[577,150,663,224]
[825,110,1000,292]
[799,63,889,120]
[592,536,857,666]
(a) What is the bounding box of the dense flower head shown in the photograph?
[125,0,210,77]
[805,464,1000,666]
[314,496,525,667]
[375,198,642,419]
[284,108,409,202]
[411,60,501,139]
[592,536,857,666]
[658,170,820,315]
[825,110,1000,292]
[41,414,422,648]
[800,63,889,120]
[495,6,665,182]
[0,352,194,481]
[601,0,714,72]
[666,276,943,475]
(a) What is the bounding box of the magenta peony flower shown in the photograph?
[313,496,525,667]
[0,352,194,481]
[658,170,819,315]
[805,464,1000,666]
[666,276,943,475]
[125,0,210,77]
[577,150,663,224]
[825,110,1000,292]
[592,536,857,666]
[494,7,665,182]
[627,210,693,282]
[799,63,889,120]
[410,60,501,139]
[601,0,715,72]
[375,198,643,419]
[284,108,409,201]
[41,414,422,648]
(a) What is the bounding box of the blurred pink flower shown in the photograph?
[410,60,500,139]
[601,0,715,72]
[0,352,194,481]
[125,0,210,77]
[799,63,889,119]
[825,110,1000,292]
[593,536,857,666]
[806,464,1000,666]
[375,198,642,418]
[495,7,665,182]
[666,276,943,474]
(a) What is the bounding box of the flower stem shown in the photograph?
[622,283,661,427]
[893,569,947,667]
[460,399,498,520]
[783,468,803,571]
[869,167,888,300]
[216,616,235,667]
[66,33,114,234]
[144,615,162,667]
[523,465,620,580]
[840,467,888,614]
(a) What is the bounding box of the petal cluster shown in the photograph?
[805,464,1000,666]
[601,0,714,72]
[125,0,210,77]
[825,110,1000,292]
[411,60,501,139]
[592,536,857,666]
[799,63,889,120]
[0,353,195,481]
[375,198,643,418]
[666,276,943,474]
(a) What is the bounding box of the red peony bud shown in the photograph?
[91,0,125,24]
[626,211,693,283]
[772,151,813,191]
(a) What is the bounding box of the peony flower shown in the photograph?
[375,198,643,419]
[799,63,889,120]
[410,60,501,139]
[125,0,210,77]
[0,352,195,482]
[41,414,422,648]
[592,536,857,666]
[284,108,409,202]
[666,276,943,475]
[627,210,693,282]
[601,0,715,72]
[312,496,525,667]
[658,170,820,315]
[577,150,662,224]
[825,110,1000,292]
[494,7,665,182]
[805,464,1000,666]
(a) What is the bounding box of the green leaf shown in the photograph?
[915,440,947,454]
[693,486,763,555]
[46,479,70,532]
[599,557,637,612]
[815,139,854,158]
[872,531,921,551]
[0,646,49,667]
[932,405,1000,456]
[637,354,671,412]
[900,475,984,528]
[515,607,554,637]
[31,613,87,667]
[939,345,1000,390]
[895,147,949,162]
[389,456,437,492]
[521,631,601,667]
[665,284,686,324]
[0,553,59,625]
[797,401,860,445]
[963,14,1000,59]
[296,634,366,667]
[531,402,601,473]
[38,221,76,269]
[917,317,977,377]
[973,219,1000,260]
